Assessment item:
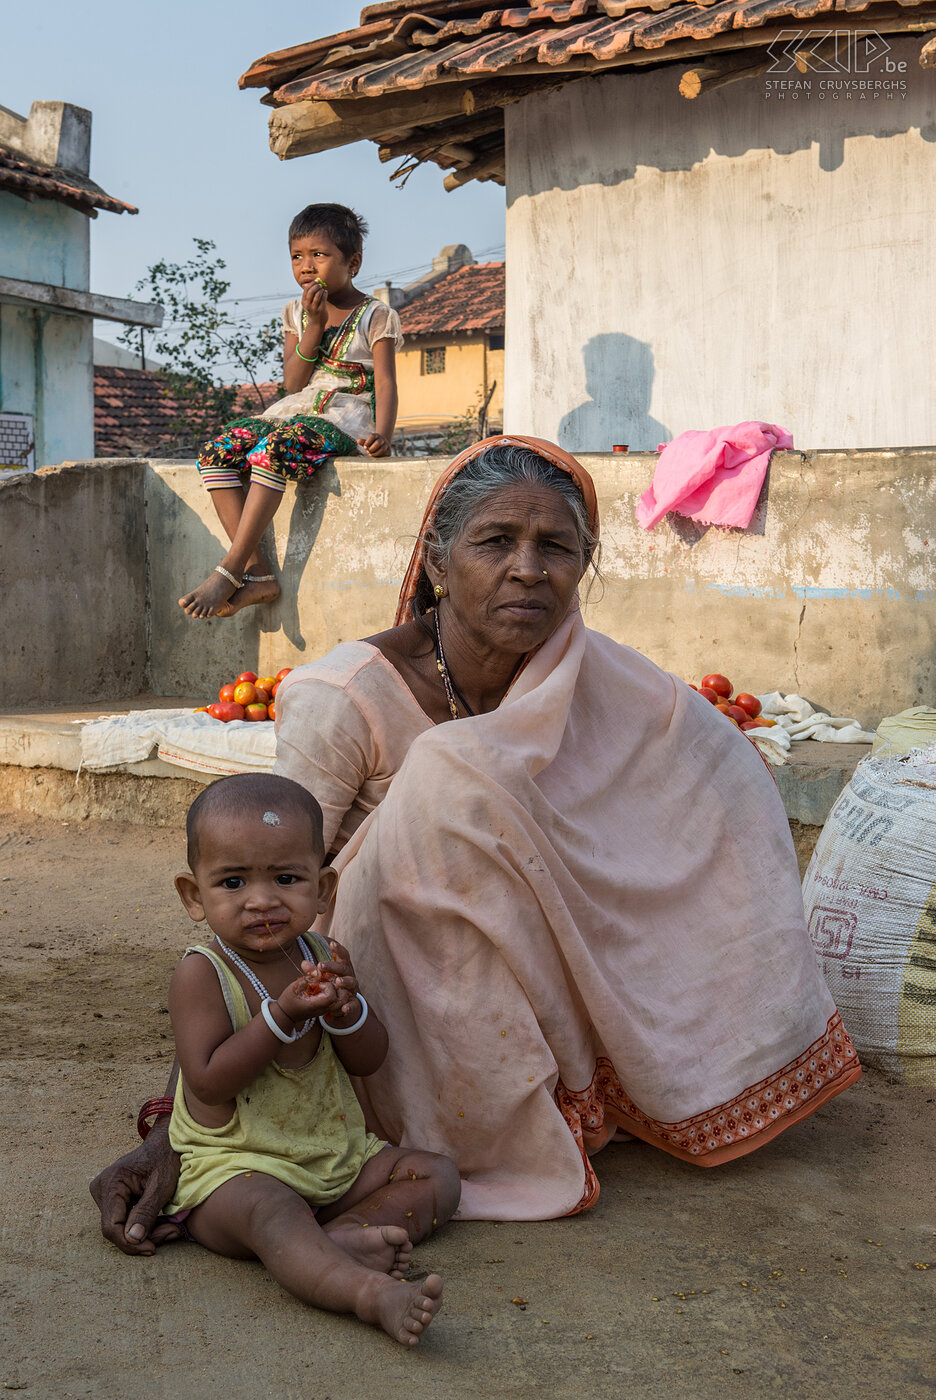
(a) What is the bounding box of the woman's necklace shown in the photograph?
[433,606,474,720]
[214,933,318,1039]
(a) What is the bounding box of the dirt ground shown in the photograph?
[1,811,934,1400]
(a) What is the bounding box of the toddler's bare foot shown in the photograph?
[215,575,280,617]
[178,571,238,619]
[373,1273,443,1346]
[325,1220,412,1279]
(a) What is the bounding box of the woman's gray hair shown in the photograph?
[410,443,600,617]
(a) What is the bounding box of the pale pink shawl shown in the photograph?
[313,442,858,1219]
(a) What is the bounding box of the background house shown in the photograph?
[375,243,504,451]
[0,99,160,469]
[241,2,936,451]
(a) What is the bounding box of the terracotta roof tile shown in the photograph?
[244,0,935,187]
[398,262,504,336]
[0,145,137,219]
[93,367,279,457]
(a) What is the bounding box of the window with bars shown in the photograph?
[422,346,446,375]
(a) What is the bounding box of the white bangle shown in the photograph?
[261,998,301,1044]
[320,994,368,1036]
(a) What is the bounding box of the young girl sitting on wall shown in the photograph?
[178,203,402,620]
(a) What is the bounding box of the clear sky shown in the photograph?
[5,0,506,366]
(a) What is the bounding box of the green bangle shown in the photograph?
[295,346,320,364]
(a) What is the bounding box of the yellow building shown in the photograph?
[375,247,504,452]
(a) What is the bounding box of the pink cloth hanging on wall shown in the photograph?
[636,421,794,531]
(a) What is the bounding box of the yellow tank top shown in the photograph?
[167,944,385,1212]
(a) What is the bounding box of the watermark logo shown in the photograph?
[763,29,909,100]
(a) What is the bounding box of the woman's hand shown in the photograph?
[89,1120,181,1256]
[357,432,392,458]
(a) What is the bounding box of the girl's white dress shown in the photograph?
[260,298,403,448]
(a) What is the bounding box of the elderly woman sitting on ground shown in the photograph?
[94,436,858,1241]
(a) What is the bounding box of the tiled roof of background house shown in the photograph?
[0,145,138,218]
[94,366,279,457]
[399,261,504,335]
[241,1,936,187]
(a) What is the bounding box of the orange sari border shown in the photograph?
[556,1013,861,1214]
[393,434,600,627]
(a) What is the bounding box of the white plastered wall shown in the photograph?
[504,37,936,450]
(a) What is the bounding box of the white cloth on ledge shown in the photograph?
[757,692,875,744]
[79,709,276,777]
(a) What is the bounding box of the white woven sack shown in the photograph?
[802,750,936,1085]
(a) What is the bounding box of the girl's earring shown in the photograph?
[434,584,447,599]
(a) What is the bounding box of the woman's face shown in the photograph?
[429,483,588,656]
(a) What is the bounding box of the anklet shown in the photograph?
[242,574,276,584]
[214,565,244,590]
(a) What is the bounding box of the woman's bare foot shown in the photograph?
[215,575,280,618]
[372,1273,443,1346]
[325,1220,412,1279]
[178,571,238,619]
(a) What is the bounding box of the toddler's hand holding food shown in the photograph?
[277,970,338,1025]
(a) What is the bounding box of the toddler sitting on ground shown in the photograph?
[163,772,459,1345]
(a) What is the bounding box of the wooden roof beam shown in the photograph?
[679,50,772,98]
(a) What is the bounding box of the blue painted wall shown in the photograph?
[0,189,94,463]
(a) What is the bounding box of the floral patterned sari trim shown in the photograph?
[555,1013,860,1214]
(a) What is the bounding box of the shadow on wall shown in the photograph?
[269,465,342,652]
[558,334,670,453]
[149,465,343,691]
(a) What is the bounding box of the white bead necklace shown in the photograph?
[215,933,318,1039]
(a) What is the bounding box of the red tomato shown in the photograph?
[253,686,271,707]
[256,675,276,694]
[734,692,762,719]
[715,701,733,715]
[275,667,293,682]
[193,706,210,713]
[271,679,281,699]
[208,701,246,723]
[244,703,268,722]
[740,719,762,731]
[234,681,258,707]
[268,700,276,722]
[699,686,720,705]
[687,683,699,691]
[218,683,237,703]
[237,671,258,684]
[701,673,732,698]
[726,704,750,724]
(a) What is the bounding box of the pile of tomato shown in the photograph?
[196,668,293,723]
[687,673,778,731]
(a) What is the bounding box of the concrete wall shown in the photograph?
[504,37,936,451]
[2,449,934,725]
[0,460,147,707]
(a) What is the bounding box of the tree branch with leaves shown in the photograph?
[120,239,282,454]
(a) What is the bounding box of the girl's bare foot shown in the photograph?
[325,1220,412,1279]
[373,1273,444,1346]
[178,571,238,619]
[215,575,280,618]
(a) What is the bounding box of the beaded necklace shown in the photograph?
[433,606,474,720]
[214,933,318,1039]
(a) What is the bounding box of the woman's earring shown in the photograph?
[434,584,447,599]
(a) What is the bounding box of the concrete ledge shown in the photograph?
[0,696,205,778]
